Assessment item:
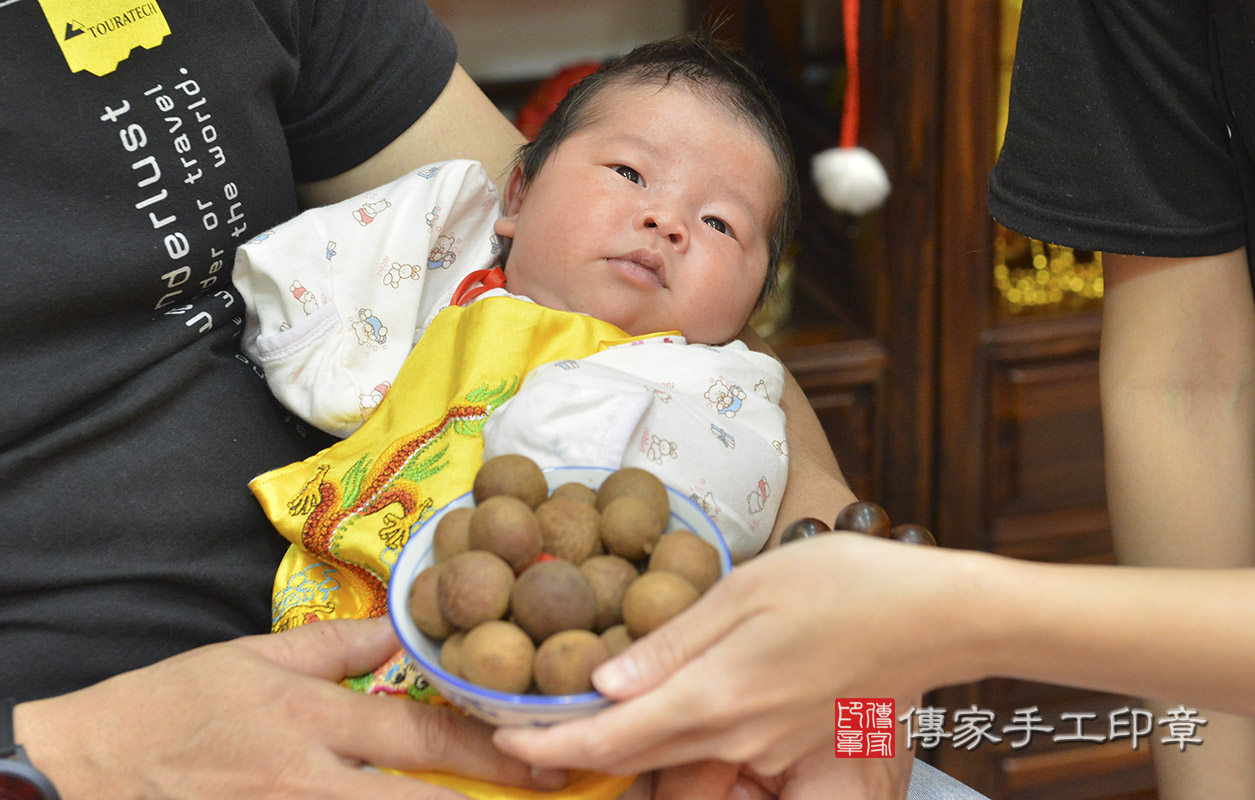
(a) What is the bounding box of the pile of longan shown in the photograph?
[406,455,721,697]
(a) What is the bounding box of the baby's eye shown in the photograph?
[703,217,731,236]
[613,165,644,186]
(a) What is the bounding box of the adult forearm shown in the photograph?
[1093,250,1255,796]
[1099,250,1255,568]
[986,558,1255,716]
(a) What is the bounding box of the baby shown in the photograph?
[235,34,807,798]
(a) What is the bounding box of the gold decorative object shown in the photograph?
[993,225,1103,311]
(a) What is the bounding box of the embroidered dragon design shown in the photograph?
[282,379,519,623]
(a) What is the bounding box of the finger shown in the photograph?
[497,613,811,772]
[593,572,761,699]
[332,695,566,790]
[494,629,786,771]
[493,667,717,770]
[238,617,403,682]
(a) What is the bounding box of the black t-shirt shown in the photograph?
[0,0,455,702]
[988,0,1255,269]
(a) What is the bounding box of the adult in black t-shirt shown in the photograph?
[990,2,1255,796]
[1,2,564,795]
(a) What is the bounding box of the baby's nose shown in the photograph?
[642,208,687,247]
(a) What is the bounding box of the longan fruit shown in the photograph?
[621,571,699,639]
[407,563,454,640]
[596,467,670,529]
[467,495,542,572]
[600,624,633,658]
[579,554,640,631]
[460,620,535,694]
[533,629,611,695]
[432,507,473,563]
[510,559,597,642]
[599,495,663,561]
[436,550,514,630]
[473,454,548,508]
[535,496,600,564]
[440,631,467,678]
[648,530,721,594]
[551,482,598,506]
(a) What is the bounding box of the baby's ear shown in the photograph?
[493,164,527,239]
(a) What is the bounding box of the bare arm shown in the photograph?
[1101,249,1255,568]
[1100,248,1255,794]
[991,555,1255,710]
[297,63,526,208]
[492,535,1255,775]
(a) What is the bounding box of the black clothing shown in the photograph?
[0,0,456,701]
[989,0,1255,273]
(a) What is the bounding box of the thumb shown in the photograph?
[237,617,402,682]
[592,575,753,699]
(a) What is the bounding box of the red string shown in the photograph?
[840,0,861,149]
[450,267,507,307]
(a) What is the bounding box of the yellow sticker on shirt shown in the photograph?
[37,0,170,77]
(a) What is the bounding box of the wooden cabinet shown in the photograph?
[698,1,1158,796]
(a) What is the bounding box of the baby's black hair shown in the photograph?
[516,33,798,309]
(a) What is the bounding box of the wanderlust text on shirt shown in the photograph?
[98,66,249,331]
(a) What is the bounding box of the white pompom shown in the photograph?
[811,146,890,215]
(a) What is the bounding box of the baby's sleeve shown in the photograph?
[482,340,788,562]
[232,160,503,437]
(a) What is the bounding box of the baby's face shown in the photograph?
[495,82,779,343]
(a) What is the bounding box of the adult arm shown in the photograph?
[15,618,563,799]
[297,64,526,208]
[493,533,1255,776]
[1099,248,1255,794]
[1101,250,1255,567]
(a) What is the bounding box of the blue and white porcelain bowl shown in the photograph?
[388,465,732,727]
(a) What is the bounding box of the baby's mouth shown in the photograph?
[609,250,666,288]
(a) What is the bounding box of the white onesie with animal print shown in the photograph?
[233,159,787,560]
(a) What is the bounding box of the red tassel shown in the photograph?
[811,0,890,215]
[840,0,861,150]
